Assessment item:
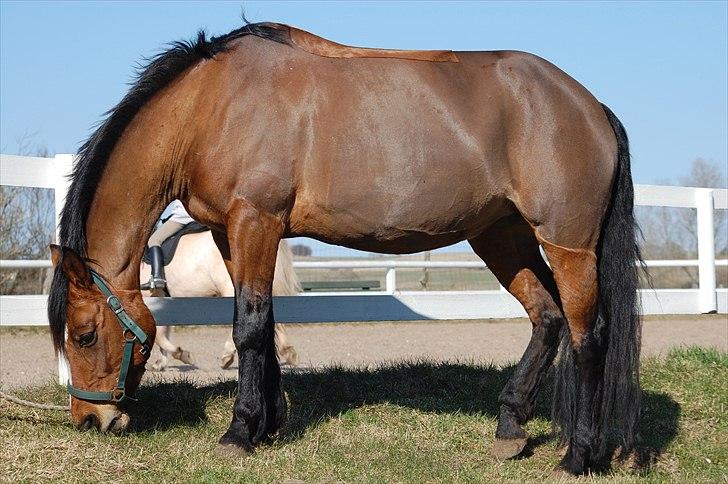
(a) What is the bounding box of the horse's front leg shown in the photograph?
[212,202,286,456]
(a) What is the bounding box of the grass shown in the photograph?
[1,347,726,483]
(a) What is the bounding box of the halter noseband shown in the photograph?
[66,270,151,404]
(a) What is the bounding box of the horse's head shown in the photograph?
[49,245,156,433]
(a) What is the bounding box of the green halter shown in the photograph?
[66,270,151,404]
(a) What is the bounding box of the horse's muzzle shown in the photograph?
[75,404,129,434]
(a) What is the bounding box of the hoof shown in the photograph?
[553,454,586,477]
[549,465,576,479]
[150,356,168,372]
[220,353,235,369]
[491,437,527,461]
[215,443,251,459]
[279,346,298,366]
[172,348,194,365]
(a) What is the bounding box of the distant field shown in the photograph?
[294,251,728,291]
[2,347,726,482]
[3,250,725,295]
[297,252,501,291]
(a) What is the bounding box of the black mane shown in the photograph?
[48,22,291,353]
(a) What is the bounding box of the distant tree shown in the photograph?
[676,158,727,254]
[639,158,727,287]
[290,244,312,257]
[0,138,55,294]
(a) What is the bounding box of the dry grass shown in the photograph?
[1,348,726,483]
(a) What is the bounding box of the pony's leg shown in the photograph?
[469,215,564,460]
[212,202,286,456]
[153,325,194,367]
[170,340,194,365]
[539,238,600,475]
[275,324,298,366]
[220,336,236,369]
[152,326,173,371]
[220,325,297,368]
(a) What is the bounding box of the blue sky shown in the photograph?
[1,1,726,255]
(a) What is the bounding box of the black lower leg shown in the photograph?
[219,287,286,451]
[558,333,602,474]
[496,311,564,440]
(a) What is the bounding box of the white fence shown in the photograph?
[1,153,727,328]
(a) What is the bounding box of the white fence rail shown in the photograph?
[1,153,727,328]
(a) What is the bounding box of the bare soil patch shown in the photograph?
[1,315,725,389]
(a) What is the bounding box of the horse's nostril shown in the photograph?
[79,413,100,431]
[108,412,130,434]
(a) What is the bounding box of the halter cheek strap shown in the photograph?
[66,270,151,404]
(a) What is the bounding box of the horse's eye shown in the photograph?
[78,331,97,347]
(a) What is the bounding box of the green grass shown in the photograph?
[1,347,726,483]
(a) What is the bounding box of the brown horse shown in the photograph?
[48,22,641,474]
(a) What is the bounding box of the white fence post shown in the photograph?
[385,267,397,294]
[696,188,717,313]
[53,154,74,385]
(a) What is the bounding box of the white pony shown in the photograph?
[140,231,300,370]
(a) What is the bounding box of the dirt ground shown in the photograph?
[1,315,726,389]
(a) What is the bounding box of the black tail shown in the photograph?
[552,103,643,462]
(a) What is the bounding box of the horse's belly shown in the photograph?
[289,188,512,254]
[300,230,473,255]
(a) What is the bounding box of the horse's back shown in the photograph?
[184,37,617,252]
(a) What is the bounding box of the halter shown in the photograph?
[66,270,151,404]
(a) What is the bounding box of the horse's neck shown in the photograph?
[85,153,175,290]
[81,60,199,290]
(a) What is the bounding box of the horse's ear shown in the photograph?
[55,246,92,289]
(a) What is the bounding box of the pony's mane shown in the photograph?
[48,22,291,353]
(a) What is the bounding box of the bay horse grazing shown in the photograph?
[48,22,641,474]
[139,234,300,369]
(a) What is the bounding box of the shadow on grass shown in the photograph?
[127,378,231,431]
[127,361,680,469]
[633,390,681,471]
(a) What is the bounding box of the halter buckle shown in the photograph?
[106,295,124,315]
[139,344,151,358]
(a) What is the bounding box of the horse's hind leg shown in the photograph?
[538,238,600,475]
[212,201,286,456]
[468,214,565,460]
